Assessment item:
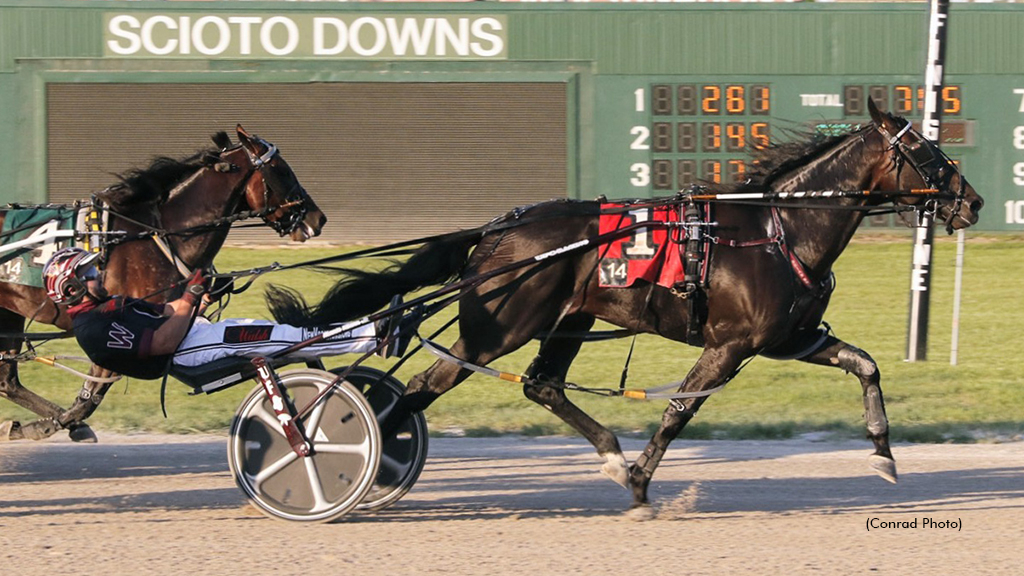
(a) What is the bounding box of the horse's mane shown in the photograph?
[743,123,876,188]
[97,133,229,210]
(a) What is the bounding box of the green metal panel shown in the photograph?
[1,1,1023,231]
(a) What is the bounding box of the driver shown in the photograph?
[42,247,418,380]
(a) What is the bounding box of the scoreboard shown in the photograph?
[596,74,1017,230]
[1,2,1024,233]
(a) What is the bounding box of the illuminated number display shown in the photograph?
[702,85,721,115]
[702,123,721,152]
[649,83,772,187]
[844,84,963,117]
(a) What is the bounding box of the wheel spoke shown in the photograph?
[303,389,329,438]
[314,437,372,458]
[374,398,396,423]
[250,450,299,490]
[303,457,331,512]
[378,452,408,476]
[252,407,287,439]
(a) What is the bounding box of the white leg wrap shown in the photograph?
[599,452,630,489]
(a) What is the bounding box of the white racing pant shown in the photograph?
[172,317,377,367]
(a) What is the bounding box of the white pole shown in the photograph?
[950,229,965,365]
[906,0,950,362]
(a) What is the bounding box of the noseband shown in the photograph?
[237,137,311,236]
[877,120,967,233]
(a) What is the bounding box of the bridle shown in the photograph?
[236,136,311,236]
[876,118,968,233]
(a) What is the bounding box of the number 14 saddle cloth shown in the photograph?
[597,201,710,290]
[0,202,107,287]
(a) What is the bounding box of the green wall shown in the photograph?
[2,1,1023,230]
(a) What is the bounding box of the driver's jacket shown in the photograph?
[67,296,176,379]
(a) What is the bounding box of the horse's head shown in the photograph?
[868,99,983,234]
[232,125,327,242]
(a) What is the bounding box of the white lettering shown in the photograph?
[913,243,932,266]
[1015,89,1024,113]
[106,14,507,59]
[630,163,650,187]
[1005,200,1024,224]
[261,16,299,56]
[178,16,191,55]
[107,15,141,55]
[435,18,470,56]
[1013,126,1024,150]
[470,17,503,57]
[141,15,177,56]
[314,17,347,55]
[630,126,650,150]
[800,94,842,107]
[911,269,928,292]
[624,209,656,258]
[349,17,387,56]
[192,16,230,56]
[386,17,434,56]
[229,16,262,56]
[534,240,590,262]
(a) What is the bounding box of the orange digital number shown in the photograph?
[752,85,770,115]
[751,122,770,149]
[726,85,745,115]
[702,85,721,115]
[942,86,962,115]
[727,159,746,183]
[726,123,746,152]
[702,123,722,152]
[702,160,722,184]
[894,85,914,115]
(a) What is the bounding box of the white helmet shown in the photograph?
[42,247,101,305]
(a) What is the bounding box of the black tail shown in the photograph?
[266,233,482,327]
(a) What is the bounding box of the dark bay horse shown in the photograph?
[268,101,983,518]
[0,125,326,442]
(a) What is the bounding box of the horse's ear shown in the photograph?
[236,124,258,153]
[867,98,887,127]
[211,131,232,150]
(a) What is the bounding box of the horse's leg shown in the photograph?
[53,365,116,443]
[627,344,750,520]
[797,336,896,483]
[379,343,488,440]
[520,314,630,488]
[0,310,65,441]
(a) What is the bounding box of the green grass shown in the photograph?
[3,233,1022,443]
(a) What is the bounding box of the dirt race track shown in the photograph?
[1,434,1022,576]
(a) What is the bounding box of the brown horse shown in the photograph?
[0,125,325,442]
[268,100,984,518]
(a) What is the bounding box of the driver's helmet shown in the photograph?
[42,247,101,305]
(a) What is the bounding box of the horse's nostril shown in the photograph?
[970,200,983,213]
[318,214,327,229]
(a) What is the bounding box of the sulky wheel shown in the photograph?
[228,369,381,523]
[331,366,429,512]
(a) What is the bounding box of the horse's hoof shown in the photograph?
[599,453,630,489]
[868,454,898,484]
[68,423,98,443]
[0,420,22,441]
[626,504,656,522]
